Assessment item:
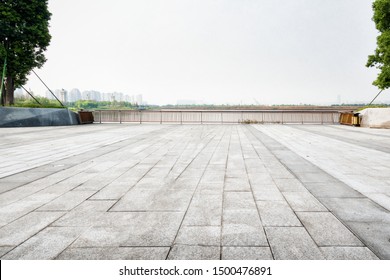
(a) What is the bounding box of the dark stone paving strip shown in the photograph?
[247,126,389,259]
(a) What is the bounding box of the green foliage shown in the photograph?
[367,0,390,90]
[0,0,51,99]
[68,100,139,111]
[14,96,64,108]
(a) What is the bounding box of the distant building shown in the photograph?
[69,88,82,102]
[82,90,101,101]
[59,89,68,103]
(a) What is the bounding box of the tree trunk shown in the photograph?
[1,85,5,106]
[4,76,14,105]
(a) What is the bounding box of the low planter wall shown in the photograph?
[359,108,390,129]
[0,107,80,127]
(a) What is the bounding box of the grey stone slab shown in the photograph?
[225,169,247,178]
[304,182,364,198]
[0,199,47,226]
[0,246,14,258]
[248,175,275,187]
[292,172,337,184]
[111,188,193,211]
[38,191,95,211]
[91,182,135,200]
[265,227,325,260]
[283,191,327,211]
[296,212,363,246]
[2,226,84,260]
[202,172,226,183]
[319,247,379,260]
[57,247,170,260]
[224,177,251,192]
[222,247,273,260]
[195,182,224,195]
[321,198,390,223]
[253,189,285,201]
[172,177,201,190]
[134,178,168,189]
[346,221,390,259]
[267,170,295,179]
[224,192,257,211]
[74,171,127,191]
[273,179,307,192]
[72,212,184,247]
[183,194,222,226]
[0,211,65,246]
[53,200,115,227]
[257,200,301,227]
[365,193,390,212]
[0,171,53,183]
[167,245,220,260]
[0,181,26,194]
[175,226,221,246]
[222,210,268,246]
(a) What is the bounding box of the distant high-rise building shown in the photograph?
[69,88,82,102]
[59,89,68,103]
[82,90,101,101]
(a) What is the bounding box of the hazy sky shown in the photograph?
[25,0,385,105]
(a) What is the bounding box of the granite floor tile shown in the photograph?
[296,212,363,246]
[265,227,325,260]
[222,247,273,260]
[175,226,221,246]
[319,247,379,260]
[57,247,170,260]
[167,245,220,260]
[0,211,65,246]
[257,200,301,227]
[2,227,84,260]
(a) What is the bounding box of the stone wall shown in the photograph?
[359,108,390,129]
[0,107,80,127]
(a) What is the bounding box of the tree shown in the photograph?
[0,0,51,105]
[366,0,390,90]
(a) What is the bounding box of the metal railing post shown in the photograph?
[221,112,223,124]
[119,110,122,124]
[200,111,203,124]
[140,110,142,124]
[99,110,102,123]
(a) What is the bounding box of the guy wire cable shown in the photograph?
[20,85,42,105]
[31,69,65,107]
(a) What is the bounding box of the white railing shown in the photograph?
[92,110,340,124]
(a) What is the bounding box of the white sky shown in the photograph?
[25,0,385,105]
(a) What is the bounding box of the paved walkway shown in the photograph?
[0,124,389,260]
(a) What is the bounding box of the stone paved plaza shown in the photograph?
[0,124,389,260]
